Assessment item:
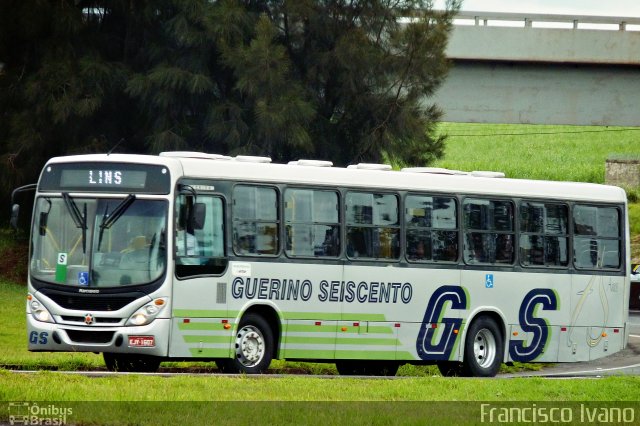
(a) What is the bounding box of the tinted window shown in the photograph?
[573,205,621,269]
[175,194,226,278]
[405,195,458,262]
[519,202,569,267]
[346,192,399,260]
[285,189,340,257]
[463,198,515,265]
[233,186,279,256]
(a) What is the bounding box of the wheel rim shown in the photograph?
[234,325,265,367]
[473,328,497,369]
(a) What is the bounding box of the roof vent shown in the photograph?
[347,163,392,171]
[160,151,232,160]
[288,159,333,167]
[234,155,272,163]
[401,167,468,175]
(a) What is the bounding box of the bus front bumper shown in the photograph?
[27,315,170,357]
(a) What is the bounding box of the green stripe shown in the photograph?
[366,326,394,335]
[173,309,238,318]
[395,351,416,361]
[339,313,387,321]
[188,348,231,357]
[335,350,404,360]
[284,349,335,358]
[174,309,387,322]
[283,336,399,346]
[284,349,414,360]
[285,324,339,333]
[183,335,232,344]
[178,322,233,331]
[284,324,394,334]
[282,312,386,321]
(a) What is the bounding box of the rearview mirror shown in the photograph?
[9,204,19,230]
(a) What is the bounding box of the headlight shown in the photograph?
[126,298,167,326]
[27,293,55,324]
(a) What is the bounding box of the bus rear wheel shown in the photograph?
[335,360,399,376]
[103,353,161,372]
[461,316,503,377]
[217,313,274,374]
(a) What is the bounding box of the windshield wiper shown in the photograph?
[62,192,87,254]
[98,194,136,250]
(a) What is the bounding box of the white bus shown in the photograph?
[16,152,630,376]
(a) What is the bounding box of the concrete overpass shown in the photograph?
[435,12,640,126]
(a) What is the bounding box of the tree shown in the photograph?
[0,0,459,211]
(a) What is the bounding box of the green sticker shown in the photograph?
[55,253,68,283]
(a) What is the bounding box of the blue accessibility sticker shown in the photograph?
[78,271,89,286]
[485,274,494,289]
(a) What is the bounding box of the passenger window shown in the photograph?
[405,195,458,262]
[175,194,226,278]
[519,202,569,267]
[284,189,340,257]
[463,199,515,265]
[233,185,279,256]
[346,192,399,260]
[573,205,620,269]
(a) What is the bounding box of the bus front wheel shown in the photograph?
[461,316,504,377]
[217,313,274,374]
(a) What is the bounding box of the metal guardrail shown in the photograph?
[455,11,640,30]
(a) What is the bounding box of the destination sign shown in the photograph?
[39,162,171,194]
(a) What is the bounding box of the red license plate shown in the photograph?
[128,335,155,347]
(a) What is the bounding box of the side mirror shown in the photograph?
[39,211,49,236]
[10,204,19,230]
[190,203,206,231]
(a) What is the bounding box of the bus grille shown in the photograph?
[65,330,115,344]
[61,316,122,324]
[40,290,144,311]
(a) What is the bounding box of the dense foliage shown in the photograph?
[0,0,458,206]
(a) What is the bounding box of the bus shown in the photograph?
[14,152,630,376]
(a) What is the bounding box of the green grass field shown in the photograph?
[434,123,640,183]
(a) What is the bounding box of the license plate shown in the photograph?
[128,335,155,347]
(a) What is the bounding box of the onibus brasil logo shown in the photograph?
[8,402,73,425]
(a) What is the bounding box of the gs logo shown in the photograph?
[29,331,48,345]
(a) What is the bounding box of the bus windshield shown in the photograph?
[30,196,167,287]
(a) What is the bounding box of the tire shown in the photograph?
[217,313,274,374]
[335,360,399,376]
[436,361,464,377]
[461,316,504,377]
[103,353,161,372]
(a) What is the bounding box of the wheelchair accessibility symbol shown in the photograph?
[78,271,89,286]
[485,274,494,289]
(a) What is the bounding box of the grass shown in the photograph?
[433,123,640,183]
[1,370,639,401]
[1,371,639,425]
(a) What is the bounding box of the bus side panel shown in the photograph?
[281,319,336,359]
[568,273,626,362]
[169,273,233,358]
[397,267,464,363]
